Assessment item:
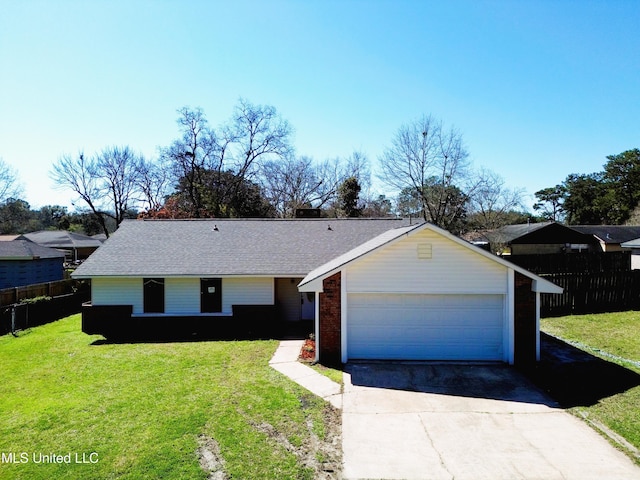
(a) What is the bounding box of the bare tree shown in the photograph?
[261,156,330,217]
[378,115,470,231]
[137,156,173,213]
[0,158,22,201]
[51,152,110,236]
[232,98,293,180]
[467,168,526,230]
[161,100,292,217]
[50,147,144,237]
[161,107,223,217]
[261,151,370,218]
[96,146,143,225]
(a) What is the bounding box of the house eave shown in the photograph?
[72,273,309,280]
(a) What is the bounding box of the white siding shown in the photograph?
[222,277,274,313]
[92,276,274,315]
[347,228,507,294]
[92,277,143,313]
[165,278,200,314]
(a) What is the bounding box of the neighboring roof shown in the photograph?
[488,222,554,244]
[571,225,640,244]
[0,235,20,241]
[476,222,596,246]
[72,218,413,278]
[19,230,104,249]
[0,240,66,260]
[621,237,640,249]
[298,222,563,294]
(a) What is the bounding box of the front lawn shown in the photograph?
[0,315,340,479]
[541,312,640,463]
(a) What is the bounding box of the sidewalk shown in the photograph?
[269,340,342,409]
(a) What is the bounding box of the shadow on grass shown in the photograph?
[524,332,640,408]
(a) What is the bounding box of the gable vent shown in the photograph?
[417,243,432,259]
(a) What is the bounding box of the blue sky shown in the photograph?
[1,0,638,211]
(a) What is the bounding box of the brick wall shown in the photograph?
[319,272,341,366]
[514,271,537,368]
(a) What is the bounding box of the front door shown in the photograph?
[201,278,222,313]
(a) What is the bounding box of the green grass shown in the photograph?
[541,312,640,461]
[0,315,338,479]
[542,311,640,364]
[309,363,344,386]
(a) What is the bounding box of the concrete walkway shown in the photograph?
[269,340,342,409]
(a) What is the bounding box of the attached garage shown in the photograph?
[347,293,504,361]
[298,222,563,367]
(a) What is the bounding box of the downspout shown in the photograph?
[314,291,320,363]
[507,269,515,365]
[341,269,348,364]
[536,291,541,361]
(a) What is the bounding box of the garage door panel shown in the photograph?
[347,294,504,361]
[350,343,503,360]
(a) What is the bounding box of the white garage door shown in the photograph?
[347,293,504,361]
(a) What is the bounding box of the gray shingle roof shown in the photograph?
[20,230,104,249]
[477,222,554,244]
[0,240,66,260]
[571,225,640,244]
[72,218,413,278]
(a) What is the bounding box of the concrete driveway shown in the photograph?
[342,362,640,480]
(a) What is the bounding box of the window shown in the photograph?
[143,278,165,313]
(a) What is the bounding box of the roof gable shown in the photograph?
[298,223,563,294]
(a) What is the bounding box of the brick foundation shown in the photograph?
[319,272,342,367]
[514,272,537,368]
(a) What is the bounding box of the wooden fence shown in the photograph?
[508,251,631,274]
[0,280,91,335]
[0,279,86,307]
[541,271,640,317]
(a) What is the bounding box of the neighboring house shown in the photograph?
[620,237,640,269]
[471,222,598,255]
[570,225,640,253]
[0,240,65,289]
[19,230,104,262]
[72,218,562,367]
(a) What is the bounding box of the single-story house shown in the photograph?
[470,222,598,255]
[72,219,562,367]
[0,240,66,289]
[571,225,640,253]
[620,237,640,270]
[19,230,104,262]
